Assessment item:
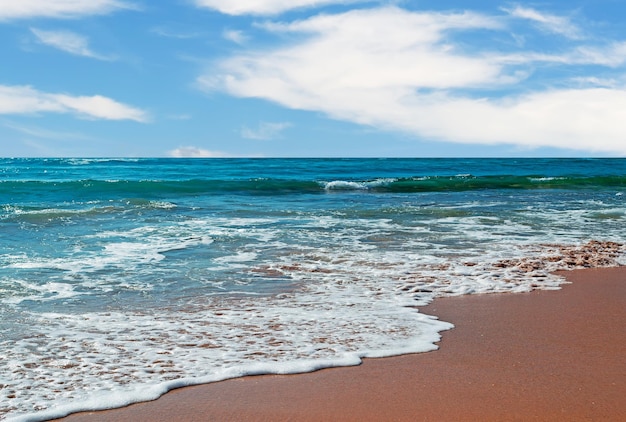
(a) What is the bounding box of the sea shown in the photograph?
[1,158,625,421]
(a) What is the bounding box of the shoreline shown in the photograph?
[54,266,625,421]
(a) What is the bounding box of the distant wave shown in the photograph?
[1,175,624,199]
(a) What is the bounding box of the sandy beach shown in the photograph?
[55,266,625,422]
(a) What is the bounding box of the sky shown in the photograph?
[1,0,626,157]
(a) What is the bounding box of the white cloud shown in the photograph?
[53,94,149,121]
[495,41,626,68]
[194,0,366,16]
[223,29,249,45]
[200,6,626,155]
[241,121,291,140]
[570,77,621,89]
[0,85,149,122]
[0,0,133,20]
[504,6,582,39]
[168,146,229,157]
[202,8,504,97]
[30,28,113,60]
[573,42,626,67]
[378,89,626,154]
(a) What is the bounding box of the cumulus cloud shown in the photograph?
[200,7,505,98]
[168,146,229,157]
[241,121,291,140]
[504,6,582,39]
[194,0,366,16]
[30,28,113,60]
[200,6,626,155]
[0,85,149,122]
[0,0,133,20]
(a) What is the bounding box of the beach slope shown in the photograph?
[56,267,625,422]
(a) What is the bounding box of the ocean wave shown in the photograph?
[2,158,625,421]
[1,201,177,224]
[2,174,624,200]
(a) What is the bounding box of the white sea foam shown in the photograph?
[323,180,368,190]
[528,177,565,182]
[2,281,79,304]
[214,251,259,263]
[4,267,451,421]
[2,203,625,420]
[63,158,140,166]
[322,178,397,191]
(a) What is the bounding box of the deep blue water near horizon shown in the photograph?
[1,158,625,421]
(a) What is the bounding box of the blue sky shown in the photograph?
[1,0,626,157]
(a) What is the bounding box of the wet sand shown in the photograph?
[56,267,625,422]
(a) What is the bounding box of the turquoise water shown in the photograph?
[1,158,625,420]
